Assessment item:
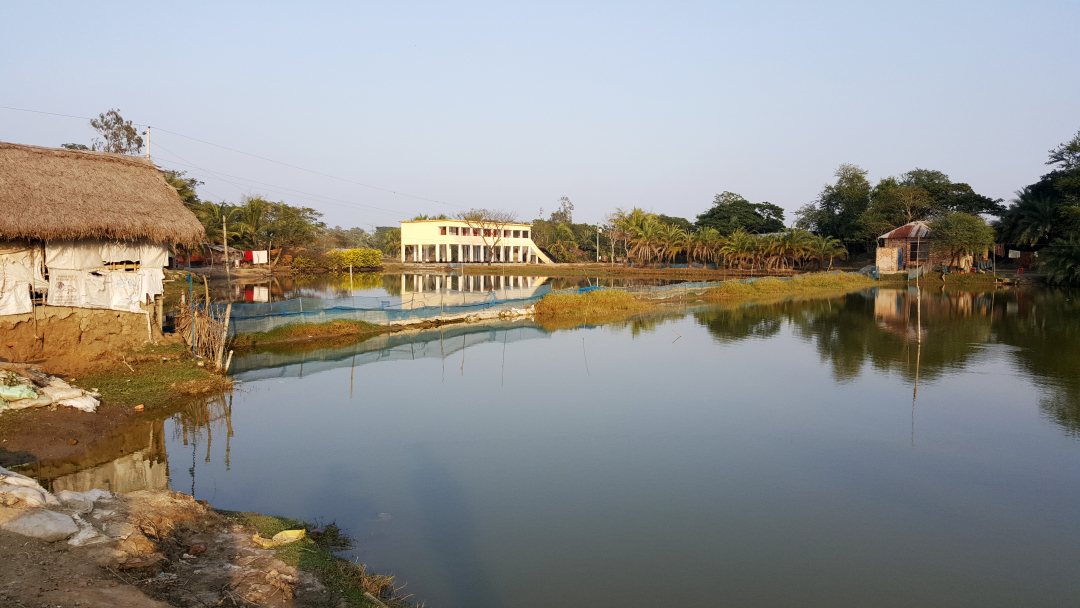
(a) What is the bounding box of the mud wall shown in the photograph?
[0,306,160,371]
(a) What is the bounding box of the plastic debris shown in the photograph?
[251,529,306,548]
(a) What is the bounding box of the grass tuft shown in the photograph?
[225,511,415,607]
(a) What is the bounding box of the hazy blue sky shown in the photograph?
[2,1,1078,228]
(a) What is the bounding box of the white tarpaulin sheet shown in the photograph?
[46,269,157,313]
[251,250,269,264]
[0,281,31,315]
[45,241,169,271]
[41,240,169,313]
[0,244,48,293]
[45,243,100,271]
[0,248,35,284]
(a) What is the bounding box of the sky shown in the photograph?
[2,1,1078,229]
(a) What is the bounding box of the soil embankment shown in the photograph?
[0,467,407,607]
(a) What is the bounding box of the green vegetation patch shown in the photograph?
[705,272,874,304]
[77,342,232,409]
[534,289,650,326]
[232,320,383,348]
[225,511,413,608]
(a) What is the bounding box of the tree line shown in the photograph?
[65,108,1080,283]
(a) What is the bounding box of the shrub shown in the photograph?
[323,248,382,271]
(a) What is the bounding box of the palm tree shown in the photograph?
[689,227,722,266]
[721,229,756,270]
[234,197,270,250]
[1009,191,1060,246]
[194,202,240,268]
[659,224,689,266]
[809,234,848,270]
[628,216,664,266]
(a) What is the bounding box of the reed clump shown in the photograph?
[704,272,873,303]
[534,289,649,324]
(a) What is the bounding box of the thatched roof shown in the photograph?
[0,141,205,245]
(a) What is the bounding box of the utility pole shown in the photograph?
[596,227,600,263]
[144,126,151,160]
[223,216,231,282]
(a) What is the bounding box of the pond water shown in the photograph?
[46,286,1080,606]
[213,272,691,304]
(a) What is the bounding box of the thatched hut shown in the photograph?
[0,141,204,316]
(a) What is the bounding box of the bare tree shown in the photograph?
[458,208,518,264]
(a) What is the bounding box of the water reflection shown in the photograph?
[695,287,1080,434]
[24,396,234,495]
[210,273,692,303]
[18,285,1080,607]
[232,321,552,382]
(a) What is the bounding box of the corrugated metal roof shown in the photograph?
[879,221,931,240]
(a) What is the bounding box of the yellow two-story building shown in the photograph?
[399,219,552,264]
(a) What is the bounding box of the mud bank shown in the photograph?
[0,466,412,607]
[0,306,162,373]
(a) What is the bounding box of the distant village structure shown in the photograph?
[875,220,973,273]
[0,142,204,360]
[399,219,553,264]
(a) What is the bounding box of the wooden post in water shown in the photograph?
[222,216,231,283]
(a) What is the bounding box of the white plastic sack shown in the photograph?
[47,270,84,307]
[58,395,100,413]
[0,280,31,315]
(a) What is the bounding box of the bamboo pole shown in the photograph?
[215,302,232,371]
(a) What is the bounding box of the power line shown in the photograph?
[1,103,462,209]
[152,141,405,218]
[151,125,459,208]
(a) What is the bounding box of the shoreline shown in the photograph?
[0,268,1004,607]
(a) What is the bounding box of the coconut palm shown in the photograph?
[721,229,757,269]
[659,224,690,266]
[1010,192,1060,246]
[628,216,664,266]
[233,197,270,250]
[809,234,848,270]
[690,227,722,266]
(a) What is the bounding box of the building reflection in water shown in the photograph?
[398,274,549,310]
[26,394,235,495]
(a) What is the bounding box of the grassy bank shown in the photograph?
[77,342,233,409]
[231,319,383,348]
[704,272,875,304]
[227,512,417,607]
